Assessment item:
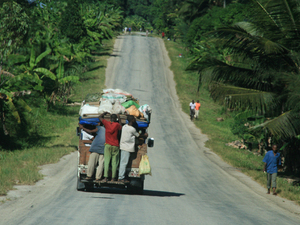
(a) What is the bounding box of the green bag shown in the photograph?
[139,154,152,175]
[121,100,140,109]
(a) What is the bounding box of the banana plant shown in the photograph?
[34,56,79,106]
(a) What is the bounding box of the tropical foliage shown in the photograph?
[0,0,123,148]
[114,0,300,172]
[1,0,299,172]
[187,0,300,172]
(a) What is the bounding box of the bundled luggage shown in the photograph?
[78,89,152,126]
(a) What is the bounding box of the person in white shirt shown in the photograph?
[189,100,196,121]
[118,115,148,183]
[80,124,97,146]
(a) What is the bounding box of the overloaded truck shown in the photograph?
[76,89,153,193]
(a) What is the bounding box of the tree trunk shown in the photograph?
[0,102,9,135]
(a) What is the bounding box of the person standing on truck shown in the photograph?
[99,112,122,182]
[80,123,105,181]
[194,100,201,119]
[189,100,196,121]
[80,124,97,146]
[118,115,148,183]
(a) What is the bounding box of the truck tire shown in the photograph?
[77,177,85,191]
[77,169,85,191]
[84,183,94,192]
[128,179,144,194]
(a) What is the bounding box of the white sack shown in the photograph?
[98,99,113,114]
[112,100,126,114]
[138,104,152,120]
[101,93,127,104]
[79,104,99,117]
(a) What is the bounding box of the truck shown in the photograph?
[76,99,153,194]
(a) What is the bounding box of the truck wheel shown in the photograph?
[77,177,85,191]
[128,179,144,194]
[77,169,85,191]
[84,183,94,192]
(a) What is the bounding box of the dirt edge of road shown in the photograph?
[0,35,299,220]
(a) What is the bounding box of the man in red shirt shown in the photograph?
[99,112,122,182]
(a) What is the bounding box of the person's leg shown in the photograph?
[87,152,99,178]
[111,146,120,180]
[271,173,277,195]
[95,154,104,180]
[195,110,199,118]
[118,150,130,180]
[103,144,112,178]
[267,173,271,194]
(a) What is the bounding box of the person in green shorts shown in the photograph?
[99,112,122,182]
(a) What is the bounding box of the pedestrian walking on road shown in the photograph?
[263,144,281,195]
[99,112,122,183]
[146,30,149,37]
[194,100,201,119]
[189,100,196,121]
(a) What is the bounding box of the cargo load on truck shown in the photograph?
[76,89,154,194]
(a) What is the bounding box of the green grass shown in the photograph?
[164,39,300,205]
[0,38,115,196]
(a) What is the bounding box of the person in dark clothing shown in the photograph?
[80,123,106,181]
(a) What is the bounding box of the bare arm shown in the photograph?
[263,162,267,172]
[140,132,148,138]
[99,112,108,122]
[79,124,98,134]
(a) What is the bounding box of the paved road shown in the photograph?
[1,34,300,225]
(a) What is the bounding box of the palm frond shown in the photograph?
[251,110,300,138]
[211,83,276,113]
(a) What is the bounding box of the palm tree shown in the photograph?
[178,0,210,23]
[189,0,300,140]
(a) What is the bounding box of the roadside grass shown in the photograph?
[164,39,300,205]
[0,38,114,196]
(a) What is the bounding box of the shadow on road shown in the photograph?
[143,190,185,197]
[109,54,120,57]
[89,187,185,197]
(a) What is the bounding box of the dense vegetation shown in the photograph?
[0,0,123,149]
[1,0,299,175]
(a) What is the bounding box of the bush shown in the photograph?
[59,0,85,43]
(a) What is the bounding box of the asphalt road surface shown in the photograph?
[1,34,300,225]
